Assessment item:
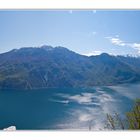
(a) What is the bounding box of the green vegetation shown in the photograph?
[105,99,140,130]
[126,99,140,129]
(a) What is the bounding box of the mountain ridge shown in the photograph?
[0,46,140,90]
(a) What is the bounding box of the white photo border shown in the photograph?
[0,0,140,139]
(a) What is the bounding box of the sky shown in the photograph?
[0,10,140,56]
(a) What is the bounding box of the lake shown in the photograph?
[0,83,140,130]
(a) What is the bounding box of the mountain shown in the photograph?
[0,45,140,89]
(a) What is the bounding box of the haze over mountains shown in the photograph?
[0,45,140,90]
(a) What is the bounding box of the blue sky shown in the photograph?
[0,10,140,56]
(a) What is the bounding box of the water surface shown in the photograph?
[0,84,140,130]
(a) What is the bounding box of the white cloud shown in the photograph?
[132,43,140,53]
[106,36,140,54]
[106,37,126,46]
[84,51,102,56]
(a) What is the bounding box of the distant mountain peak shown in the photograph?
[41,45,54,51]
[0,45,140,89]
[55,46,70,51]
[100,53,111,57]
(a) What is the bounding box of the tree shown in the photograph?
[104,113,125,130]
[126,99,140,129]
[105,99,140,130]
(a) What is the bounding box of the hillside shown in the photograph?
[0,45,140,89]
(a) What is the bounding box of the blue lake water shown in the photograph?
[0,84,140,130]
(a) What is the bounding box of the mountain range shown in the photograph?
[0,45,140,89]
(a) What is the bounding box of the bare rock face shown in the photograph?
[3,126,16,131]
